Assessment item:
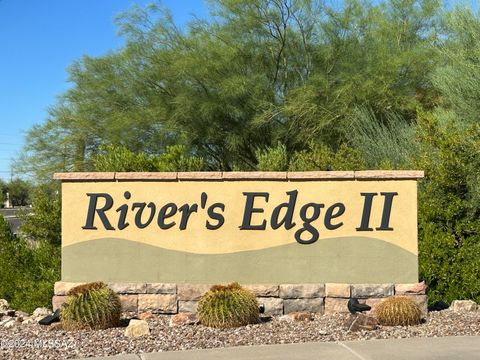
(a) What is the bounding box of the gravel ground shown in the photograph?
[0,310,479,360]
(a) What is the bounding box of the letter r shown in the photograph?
[82,193,115,230]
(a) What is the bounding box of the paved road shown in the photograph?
[0,207,31,235]
[78,336,480,360]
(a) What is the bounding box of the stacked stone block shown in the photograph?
[53,281,427,316]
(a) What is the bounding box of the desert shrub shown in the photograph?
[61,282,121,331]
[93,144,205,172]
[256,143,289,171]
[19,183,61,245]
[256,142,366,171]
[0,215,60,312]
[0,185,61,313]
[375,297,422,326]
[415,113,480,304]
[92,144,158,172]
[348,108,419,169]
[197,282,259,328]
[155,145,205,171]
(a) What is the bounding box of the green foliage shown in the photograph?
[0,214,12,240]
[93,145,157,172]
[256,142,366,171]
[415,113,480,304]
[0,217,60,313]
[19,184,61,245]
[93,144,205,172]
[197,282,260,328]
[432,8,480,124]
[61,282,121,331]
[7,179,31,206]
[19,0,441,177]
[155,145,205,171]
[10,0,480,307]
[256,143,289,171]
[375,297,422,326]
[348,108,419,169]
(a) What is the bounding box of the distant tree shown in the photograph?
[7,179,31,207]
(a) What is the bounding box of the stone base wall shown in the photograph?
[53,282,427,316]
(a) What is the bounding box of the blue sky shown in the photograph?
[0,0,207,181]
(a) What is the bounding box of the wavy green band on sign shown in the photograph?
[62,237,418,284]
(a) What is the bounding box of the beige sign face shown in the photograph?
[61,178,419,284]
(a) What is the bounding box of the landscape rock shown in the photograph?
[169,313,198,327]
[284,298,324,314]
[118,295,138,313]
[345,314,378,331]
[3,319,16,328]
[177,284,212,301]
[257,297,283,316]
[279,284,325,299]
[325,284,351,298]
[325,298,350,314]
[138,294,177,314]
[178,301,198,313]
[108,283,147,294]
[395,281,427,295]
[33,307,51,319]
[0,299,9,311]
[124,319,150,338]
[244,284,279,297]
[279,312,313,322]
[16,311,30,318]
[351,284,394,298]
[52,295,66,311]
[146,283,176,294]
[54,282,86,295]
[451,300,478,313]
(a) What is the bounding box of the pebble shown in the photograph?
[0,310,478,359]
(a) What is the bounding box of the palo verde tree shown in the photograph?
[19,0,441,179]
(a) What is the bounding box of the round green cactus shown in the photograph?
[375,297,422,326]
[61,282,122,331]
[197,282,260,328]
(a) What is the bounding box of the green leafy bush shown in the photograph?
[0,185,61,313]
[255,142,366,171]
[415,113,480,304]
[92,144,158,172]
[19,183,61,245]
[61,282,121,331]
[93,144,205,172]
[256,143,289,171]
[197,282,259,328]
[0,215,60,312]
[375,297,422,326]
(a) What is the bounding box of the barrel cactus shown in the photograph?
[197,282,260,328]
[61,282,122,331]
[375,297,422,326]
